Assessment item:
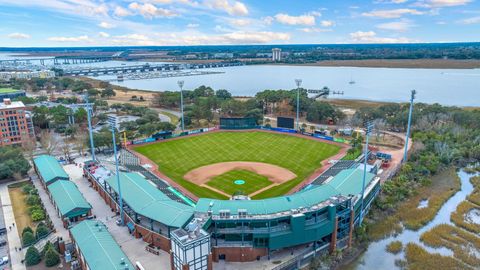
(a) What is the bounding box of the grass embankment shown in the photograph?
[386,240,403,254]
[420,224,480,268]
[450,176,480,234]
[134,131,340,199]
[159,110,179,125]
[404,243,471,270]
[207,170,272,196]
[9,182,34,235]
[342,149,362,161]
[367,168,460,240]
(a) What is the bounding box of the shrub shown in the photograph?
[31,209,46,222]
[41,241,56,257]
[22,231,36,247]
[25,246,41,266]
[22,226,34,236]
[28,205,42,215]
[26,194,40,206]
[36,223,50,239]
[44,247,60,267]
[22,184,34,194]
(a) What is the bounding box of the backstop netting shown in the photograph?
[220,117,256,129]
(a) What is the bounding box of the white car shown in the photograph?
[0,256,8,266]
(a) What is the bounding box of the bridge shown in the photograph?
[0,56,113,66]
[63,62,243,76]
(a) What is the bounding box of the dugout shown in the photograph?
[220,117,256,129]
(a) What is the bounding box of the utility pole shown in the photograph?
[178,80,185,131]
[359,121,374,225]
[404,90,416,163]
[108,116,124,226]
[295,79,302,130]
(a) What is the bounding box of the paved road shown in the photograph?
[0,182,25,270]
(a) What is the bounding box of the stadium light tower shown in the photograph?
[295,79,302,130]
[359,121,374,225]
[178,80,185,131]
[82,94,96,161]
[108,115,124,226]
[403,90,416,163]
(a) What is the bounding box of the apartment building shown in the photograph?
[0,98,34,146]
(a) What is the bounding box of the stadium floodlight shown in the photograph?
[108,115,124,226]
[295,79,302,131]
[82,94,96,161]
[403,90,416,163]
[178,80,185,131]
[359,121,374,225]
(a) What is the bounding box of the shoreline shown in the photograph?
[267,59,480,69]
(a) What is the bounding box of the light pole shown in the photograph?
[295,79,302,130]
[83,94,96,161]
[108,116,124,226]
[359,121,374,225]
[403,90,416,163]
[178,80,185,131]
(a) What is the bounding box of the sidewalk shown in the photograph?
[30,175,70,242]
[0,182,26,270]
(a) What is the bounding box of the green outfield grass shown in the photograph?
[206,170,273,196]
[0,88,19,93]
[134,131,341,199]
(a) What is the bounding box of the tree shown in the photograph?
[35,223,50,239]
[25,246,41,266]
[0,147,31,180]
[101,87,116,98]
[216,89,232,99]
[44,246,60,267]
[39,130,59,155]
[22,231,36,246]
[22,226,34,236]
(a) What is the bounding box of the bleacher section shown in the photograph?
[311,160,358,185]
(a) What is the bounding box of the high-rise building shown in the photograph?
[0,98,35,146]
[272,48,282,61]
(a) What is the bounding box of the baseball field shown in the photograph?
[133,131,341,199]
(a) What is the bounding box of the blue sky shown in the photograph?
[0,0,479,47]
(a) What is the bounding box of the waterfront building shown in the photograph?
[272,48,282,61]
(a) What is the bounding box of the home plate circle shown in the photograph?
[234,180,245,185]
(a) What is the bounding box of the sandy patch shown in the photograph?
[184,161,297,185]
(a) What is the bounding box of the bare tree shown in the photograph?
[21,134,37,160]
[39,130,60,155]
[73,129,87,157]
[61,143,72,162]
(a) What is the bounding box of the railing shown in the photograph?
[216,224,291,234]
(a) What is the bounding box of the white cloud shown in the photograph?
[7,32,30,39]
[128,2,179,18]
[48,35,92,42]
[309,11,322,17]
[376,19,414,31]
[350,31,417,43]
[362,9,424,18]
[114,6,132,17]
[262,16,274,25]
[414,0,471,8]
[320,20,335,27]
[457,16,480,24]
[228,18,252,27]
[187,23,199,28]
[204,0,249,16]
[299,27,332,33]
[275,13,316,26]
[98,32,110,38]
[98,21,115,29]
[375,0,408,3]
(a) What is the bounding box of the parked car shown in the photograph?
[0,256,9,266]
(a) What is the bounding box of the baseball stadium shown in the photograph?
[81,118,382,270]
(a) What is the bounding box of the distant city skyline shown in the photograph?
[0,0,479,47]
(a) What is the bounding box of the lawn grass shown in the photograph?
[134,131,340,199]
[206,170,273,196]
[8,182,34,236]
[159,110,179,125]
[342,149,362,161]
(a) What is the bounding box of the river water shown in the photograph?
[349,170,475,269]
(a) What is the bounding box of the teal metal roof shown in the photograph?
[105,172,194,228]
[47,180,91,218]
[195,168,376,215]
[70,220,134,270]
[33,155,69,185]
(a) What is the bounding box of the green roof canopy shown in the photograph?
[105,172,194,228]
[33,155,69,185]
[70,220,134,270]
[195,168,376,216]
[47,180,91,218]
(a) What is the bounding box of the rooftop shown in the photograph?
[105,172,194,228]
[0,99,25,109]
[70,220,134,270]
[33,155,69,185]
[47,180,91,218]
[195,168,376,217]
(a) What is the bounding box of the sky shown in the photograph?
[0,0,479,47]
